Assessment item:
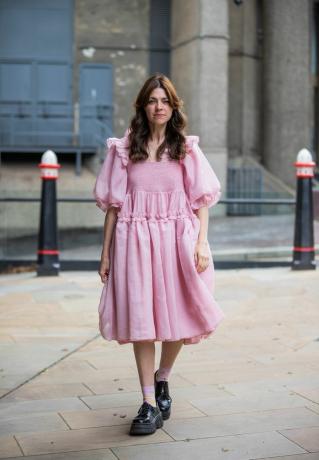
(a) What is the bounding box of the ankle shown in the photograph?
[156,366,171,382]
[142,385,156,407]
[143,396,157,407]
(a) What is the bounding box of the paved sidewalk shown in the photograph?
[0,268,319,459]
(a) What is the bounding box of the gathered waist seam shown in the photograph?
[117,214,196,223]
[126,189,186,194]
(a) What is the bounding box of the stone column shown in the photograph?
[263,0,313,188]
[170,0,229,207]
[228,0,262,162]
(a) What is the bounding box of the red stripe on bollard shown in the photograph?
[293,247,315,252]
[295,174,315,179]
[293,162,316,167]
[38,163,61,169]
[37,249,60,255]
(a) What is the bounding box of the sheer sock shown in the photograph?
[142,385,156,407]
[155,366,172,382]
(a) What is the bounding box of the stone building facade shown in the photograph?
[0,0,316,191]
[75,0,315,190]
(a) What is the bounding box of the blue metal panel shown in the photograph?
[37,63,72,107]
[80,64,113,106]
[79,64,113,146]
[0,63,32,103]
[0,0,72,60]
[0,0,74,147]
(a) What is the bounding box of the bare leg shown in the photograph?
[133,341,156,406]
[157,339,184,380]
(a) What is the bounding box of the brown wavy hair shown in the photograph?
[128,73,187,163]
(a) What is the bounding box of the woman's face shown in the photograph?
[144,87,173,127]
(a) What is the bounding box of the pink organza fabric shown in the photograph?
[93,132,225,345]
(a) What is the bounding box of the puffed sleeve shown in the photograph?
[93,137,128,213]
[183,136,221,210]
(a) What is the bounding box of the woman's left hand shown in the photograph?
[194,241,210,273]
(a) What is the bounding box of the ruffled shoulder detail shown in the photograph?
[105,130,130,166]
[182,135,221,210]
[185,135,200,152]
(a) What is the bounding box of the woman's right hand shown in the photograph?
[99,255,110,283]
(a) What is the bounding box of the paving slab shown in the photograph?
[111,431,306,460]
[224,379,319,397]
[162,407,319,440]
[0,412,68,436]
[3,383,93,402]
[0,397,89,418]
[258,455,319,460]
[288,383,319,405]
[0,450,117,460]
[15,425,173,456]
[308,403,319,415]
[279,426,319,452]
[0,436,22,458]
[188,390,312,415]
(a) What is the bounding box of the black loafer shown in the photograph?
[154,370,172,420]
[129,401,163,435]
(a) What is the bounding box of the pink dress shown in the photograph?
[93,131,225,345]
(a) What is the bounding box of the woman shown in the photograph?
[93,73,225,436]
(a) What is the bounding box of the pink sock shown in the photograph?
[142,385,155,403]
[155,366,171,382]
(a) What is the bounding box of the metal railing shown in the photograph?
[0,109,113,148]
[0,196,298,271]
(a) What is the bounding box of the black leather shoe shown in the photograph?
[154,370,172,420]
[129,401,163,435]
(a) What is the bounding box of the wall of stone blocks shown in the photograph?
[74,0,150,138]
[171,0,229,211]
[228,0,262,162]
[263,0,313,188]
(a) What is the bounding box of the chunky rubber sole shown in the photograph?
[129,413,163,435]
[160,407,171,420]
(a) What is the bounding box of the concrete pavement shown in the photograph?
[0,268,319,459]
